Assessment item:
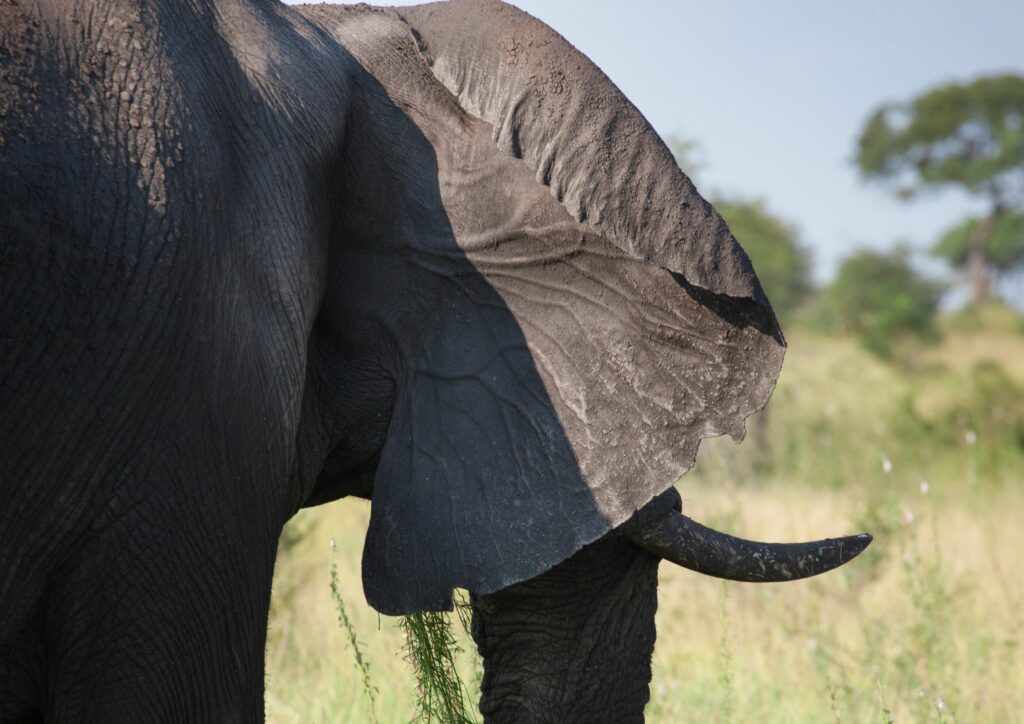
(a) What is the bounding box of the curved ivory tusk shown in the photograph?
[629,509,872,582]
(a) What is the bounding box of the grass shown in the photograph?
[267,505,482,724]
[266,318,1024,722]
[643,480,1024,723]
[399,604,477,724]
[328,540,377,722]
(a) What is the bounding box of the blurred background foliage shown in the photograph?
[823,247,945,361]
[855,73,1024,306]
[267,71,1024,723]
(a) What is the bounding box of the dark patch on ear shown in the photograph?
[671,272,785,346]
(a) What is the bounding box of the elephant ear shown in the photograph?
[396,0,772,306]
[307,1,784,615]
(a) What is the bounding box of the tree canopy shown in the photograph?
[934,210,1024,271]
[856,74,1024,200]
[855,74,1024,303]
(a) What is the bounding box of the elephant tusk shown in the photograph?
[626,491,872,582]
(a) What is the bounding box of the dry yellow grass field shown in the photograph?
[266,325,1024,722]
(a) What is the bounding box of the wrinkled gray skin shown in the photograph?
[0,0,787,721]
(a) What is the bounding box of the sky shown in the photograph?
[288,0,1024,285]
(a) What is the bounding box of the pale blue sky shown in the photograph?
[289,1,1024,285]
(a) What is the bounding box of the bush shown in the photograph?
[935,361,1024,480]
[825,248,944,359]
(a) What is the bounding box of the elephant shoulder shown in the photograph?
[294,3,466,126]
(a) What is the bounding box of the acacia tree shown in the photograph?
[934,210,1024,292]
[856,74,1024,303]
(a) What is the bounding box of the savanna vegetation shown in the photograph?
[266,307,1024,723]
[266,72,1024,723]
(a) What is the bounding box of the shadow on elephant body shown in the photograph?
[0,2,358,718]
[306,23,609,614]
[2,1,788,720]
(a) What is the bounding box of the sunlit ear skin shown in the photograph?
[624,488,873,582]
[396,0,774,307]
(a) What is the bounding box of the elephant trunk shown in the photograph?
[468,489,870,722]
[470,537,659,724]
[625,488,872,582]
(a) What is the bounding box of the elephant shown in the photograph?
[0,0,870,721]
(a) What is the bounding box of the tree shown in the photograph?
[715,199,813,319]
[934,210,1024,288]
[855,74,1024,304]
[826,248,945,359]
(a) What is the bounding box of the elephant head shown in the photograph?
[296,1,870,719]
[0,0,867,719]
